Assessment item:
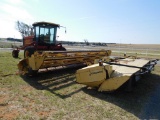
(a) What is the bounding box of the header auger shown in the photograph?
[18,50,111,76]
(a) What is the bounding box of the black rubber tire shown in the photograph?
[61,47,66,51]
[12,50,19,58]
[24,46,35,58]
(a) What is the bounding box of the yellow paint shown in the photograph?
[75,58,150,92]
[76,64,106,87]
[76,63,130,92]
[98,76,130,92]
[18,50,111,74]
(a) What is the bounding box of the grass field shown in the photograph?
[0,51,160,119]
[0,41,22,48]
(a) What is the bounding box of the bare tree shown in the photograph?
[15,21,33,37]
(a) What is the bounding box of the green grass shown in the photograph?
[0,51,160,119]
[0,41,22,48]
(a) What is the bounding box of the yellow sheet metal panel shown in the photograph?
[98,76,130,92]
[110,59,149,76]
[76,64,106,87]
[17,59,29,74]
[80,63,100,70]
[28,54,45,70]
[117,58,149,67]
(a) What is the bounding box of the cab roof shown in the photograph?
[32,21,60,27]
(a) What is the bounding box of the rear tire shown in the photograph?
[61,47,66,51]
[24,47,35,58]
[12,50,19,58]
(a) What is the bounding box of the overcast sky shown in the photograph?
[0,0,160,44]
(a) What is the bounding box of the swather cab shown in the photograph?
[12,22,66,58]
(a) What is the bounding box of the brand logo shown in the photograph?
[90,70,103,76]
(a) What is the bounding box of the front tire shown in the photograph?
[24,47,35,58]
[61,47,66,51]
[12,50,19,58]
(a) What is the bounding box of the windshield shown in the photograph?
[35,25,57,44]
